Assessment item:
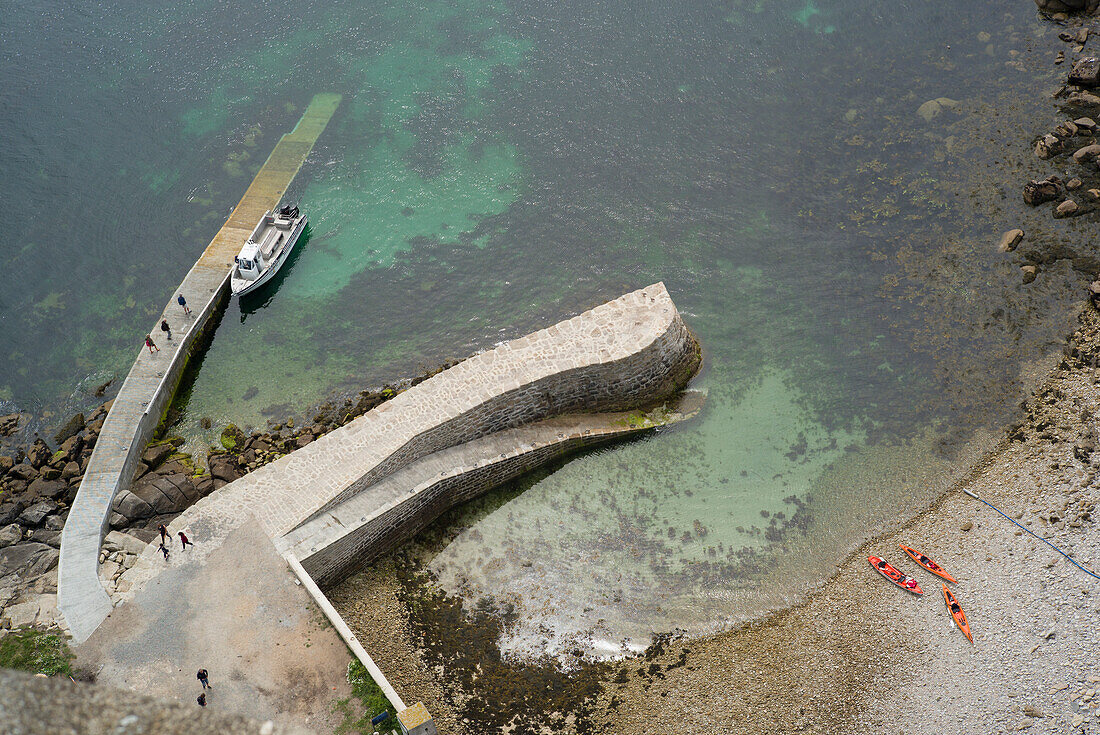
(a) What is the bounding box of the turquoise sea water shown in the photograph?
[0,0,1093,654]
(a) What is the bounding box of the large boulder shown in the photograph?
[140,443,174,470]
[7,463,38,483]
[26,478,67,502]
[0,414,20,437]
[0,503,24,527]
[30,529,60,548]
[58,434,83,462]
[0,542,59,578]
[110,473,201,527]
[53,413,84,445]
[1036,0,1100,13]
[0,524,23,548]
[103,531,148,556]
[1023,177,1064,206]
[208,454,243,483]
[1069,57,1100,87]
[26,439,51,469]
[18,501,58,527]
[2,600,41,629]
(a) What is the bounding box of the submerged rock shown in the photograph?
[998,229,1025,252]
[1072,143,1100,162]
[1022,265,1039,284]
[1054,199,1081,217]
[1023,177,1063,205]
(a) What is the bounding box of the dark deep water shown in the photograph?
[0,0,1092,653]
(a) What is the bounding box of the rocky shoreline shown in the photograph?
[0,359,460,635]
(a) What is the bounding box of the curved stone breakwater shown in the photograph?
[118,282,701,602]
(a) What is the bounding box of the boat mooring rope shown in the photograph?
[963,489,1100,581]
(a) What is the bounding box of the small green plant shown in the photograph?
[0,629,75,676]
[334,659,393,735]
[219,424,239,450]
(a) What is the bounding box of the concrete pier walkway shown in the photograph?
[58,94,341,644]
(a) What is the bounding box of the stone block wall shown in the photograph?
[306,283,700,522]
[298,425,640,587]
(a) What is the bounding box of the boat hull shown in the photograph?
[869,556,923,595]
[231,215,307,297]
[942,583,973,642]
[900,544,957,584]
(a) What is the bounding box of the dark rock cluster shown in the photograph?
[0,400,114,630]
[1009,24,1100,289]
[1035,0,1100,17]
[0,358,461,632]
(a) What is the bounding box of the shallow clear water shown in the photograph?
[0,0,1093,655]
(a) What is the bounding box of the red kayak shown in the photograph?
[869,556,923,594]
[942,583,973,642]
[900,544,957,584]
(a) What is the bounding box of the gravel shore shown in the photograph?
[595,307,1100,735]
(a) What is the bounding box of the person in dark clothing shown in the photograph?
[197,692,206,707]
[177,293,191,315]
[158,542,169,561]
[160,318,172,341]
[158,524,169,544]
[197,669,211,689]
[178,530,193,549]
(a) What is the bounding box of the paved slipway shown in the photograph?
[74,523,352,734]
[595,309,1100,735]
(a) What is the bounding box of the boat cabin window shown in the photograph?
[239,258,254,270]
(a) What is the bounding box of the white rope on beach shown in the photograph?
[963,488,1100,581]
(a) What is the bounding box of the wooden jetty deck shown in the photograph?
[57,93,341,644]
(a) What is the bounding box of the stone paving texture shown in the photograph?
[57,94,341,644]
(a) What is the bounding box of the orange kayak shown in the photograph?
[900,544,957,584]
[942,583,973,642]
[869,556,923,594]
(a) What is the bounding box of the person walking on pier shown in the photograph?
[178,530,193,549]
[144,335,159,354]
[177,293,191,316]
[197,692,206,707]
[160,318,172,341]
[197,669,212,689]
[158,523,169,545]
[158,542,170,561]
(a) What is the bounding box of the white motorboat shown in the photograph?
[230,204,307,297]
